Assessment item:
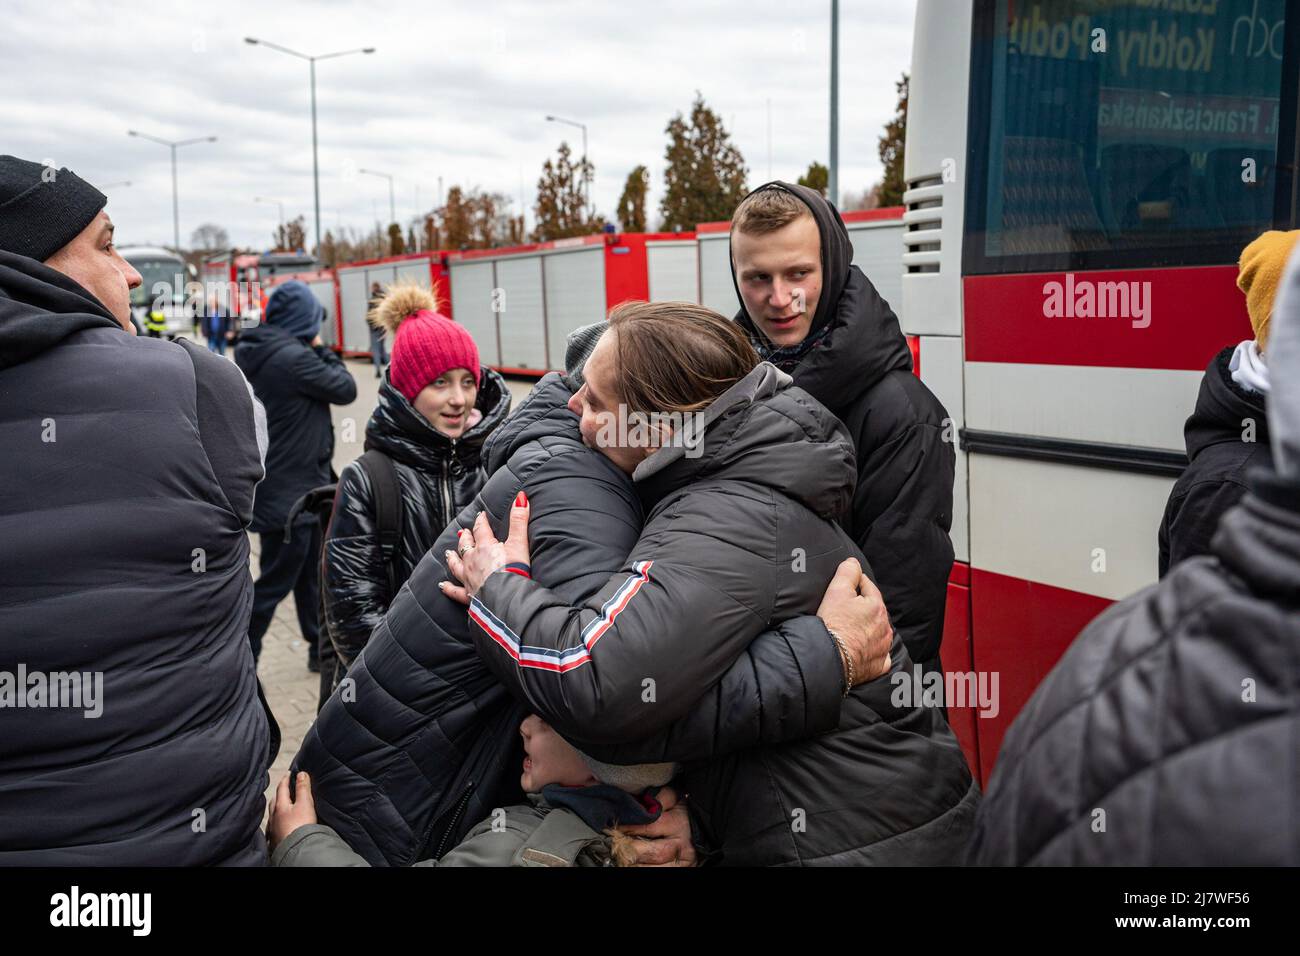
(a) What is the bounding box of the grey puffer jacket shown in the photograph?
[969,467,1300,865]
[473,363,979,865]
[294,372,853,866]
[323,369,511,666]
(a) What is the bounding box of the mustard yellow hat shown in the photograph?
[1237,230,1300,351]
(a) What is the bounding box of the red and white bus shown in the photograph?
[906,0,1298,782]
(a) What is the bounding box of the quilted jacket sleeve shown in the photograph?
[472,484,810,745]
[322,461,391,666]
[509,451,846,759]
[851,379,954,668]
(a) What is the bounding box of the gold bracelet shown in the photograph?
[826,628,855,697]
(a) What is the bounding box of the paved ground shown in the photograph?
[253,356,538,812]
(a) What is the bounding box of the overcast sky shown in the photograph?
[2,0,916,252]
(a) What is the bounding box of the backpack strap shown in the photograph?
[357,449,404,596]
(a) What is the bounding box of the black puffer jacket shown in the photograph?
[235,323,356,533]
[731,182,955,673]
[294,373,853,866]
[1158,345,1271,577]
[474,363,978,865]
[0,251,273,865]
[969,468,1300,865]
[323,369,511,666]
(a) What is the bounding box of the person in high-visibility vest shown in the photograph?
[144,307,167,338]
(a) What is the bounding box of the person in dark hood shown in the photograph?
[728,182,955,680]
[968,244,1300,865]
[0,154,275,864]
[236,280,357,664]
[1158,229,1295,576]
[322,284,511,681]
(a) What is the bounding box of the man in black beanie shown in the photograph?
[0,154,278,865]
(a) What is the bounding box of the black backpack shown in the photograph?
[285,449,404,711]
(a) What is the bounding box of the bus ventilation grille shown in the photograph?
[902,173,943,274]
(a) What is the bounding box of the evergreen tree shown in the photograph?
[616,165,649,232]
[441,186,475,250]
[533,142,602,241]
[876,72,909,207]
[659,93,748,231]
[797,161,829,197]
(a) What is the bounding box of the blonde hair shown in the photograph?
[730,186,812,236]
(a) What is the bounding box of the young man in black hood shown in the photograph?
[729,181,955,680]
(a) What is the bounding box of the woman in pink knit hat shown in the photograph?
[319,283,511,689]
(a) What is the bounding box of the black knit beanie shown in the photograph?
[0,155,108,261]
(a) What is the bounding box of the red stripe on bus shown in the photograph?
[968,567,1113,787]
[964,266,1250,371]
[938,571,979,780]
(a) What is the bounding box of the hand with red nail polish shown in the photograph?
[441,492,533,603]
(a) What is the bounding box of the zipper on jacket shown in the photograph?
[431,781,475,860]
[441,439,457,530]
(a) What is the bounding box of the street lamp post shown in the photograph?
[545,114,589,216]
[245,37,375,256]
[829,0,840,207]
[359,168,396,224]
[126,130,217,252]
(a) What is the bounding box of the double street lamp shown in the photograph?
[545,114,589,216]
[126,130,217,252]
[245,37,376,256]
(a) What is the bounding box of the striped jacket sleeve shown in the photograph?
[471,493,789,744]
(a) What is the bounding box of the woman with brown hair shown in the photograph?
[446,300,978,866]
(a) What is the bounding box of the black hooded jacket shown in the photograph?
[235,322,356,533]
[323,369,511,666]
[730,182,955,670]
[1158,345,1272,577]
[293,373,858,866]
[0,250,273,864]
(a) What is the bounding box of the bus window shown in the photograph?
[965,0,1297,274]
[127,258,186,309]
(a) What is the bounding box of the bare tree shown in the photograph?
[190,223,229,252]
